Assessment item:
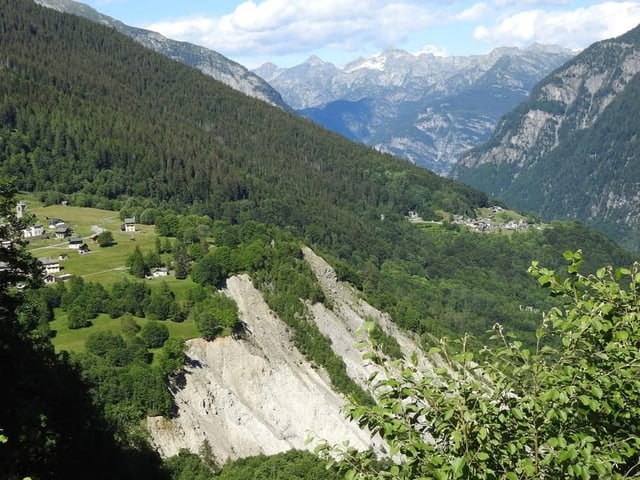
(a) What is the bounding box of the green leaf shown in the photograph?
[614,330,629,342]
[522,458,535,476]
[452,456,466,478]
[538,275,552,287]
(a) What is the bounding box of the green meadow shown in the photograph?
[20,199,202,352]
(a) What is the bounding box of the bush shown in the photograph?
[194,292,239,341]
[139,321,169,348]
[120,313,140,336]
[85,331,126,357]
[319,252,640,479]
[67,306,91,329]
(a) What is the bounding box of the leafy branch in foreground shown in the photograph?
[317,251,640,479]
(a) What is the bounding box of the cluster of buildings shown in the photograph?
[38,256,73,284]
[7,202,94,285]
[451,206,540,233]
[4,203,175,291]
[407,207,541,234]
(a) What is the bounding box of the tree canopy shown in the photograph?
[319,251,640,479]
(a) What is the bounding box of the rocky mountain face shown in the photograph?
[147,247,440,462]
[33,0,289,109]
[452,24,640,251]
[255,46,574,174]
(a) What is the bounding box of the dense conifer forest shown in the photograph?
[1,0,634,344]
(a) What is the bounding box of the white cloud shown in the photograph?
[415,44,450,57]
[139,0,640,66]
[145,0,440,58]
[147,16,218,39]
[456,2,491,22]
[474,2,640,50]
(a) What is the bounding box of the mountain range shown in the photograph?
[452,24,640,251]
[33,0,290,109]
[34,0,574,177]
[255,46,575,174]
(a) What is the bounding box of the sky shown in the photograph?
[81,0,640,68]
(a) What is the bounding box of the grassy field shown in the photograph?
[26,203,158,284]
[19,199,203,352]
[49,311,201,353]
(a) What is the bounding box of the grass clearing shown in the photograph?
[18,199,203,353]
[51,311,201,353]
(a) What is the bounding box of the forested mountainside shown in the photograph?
[452,24,640,251]
[0,1,495,271]
[256,46,574,174]
[32,0,290,109]
[1,0,636,345]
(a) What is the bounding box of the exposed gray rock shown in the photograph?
[256,46,574,174]
[147,274,373,461]
[147,248,443,462]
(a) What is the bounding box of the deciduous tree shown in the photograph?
[139,321,169,349]
[319,251,640,480]
[97,230,114,247]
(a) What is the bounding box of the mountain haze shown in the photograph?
[452,24,640,251]
[33,0,290,109]
[256,46,575,174]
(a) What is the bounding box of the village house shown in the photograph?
[122,217,136,233]
[68,237,84,249]
[16,202,26,219]
[48,218,63,228]
[39,258,61,275]
[44,273,72,285]
[23,222,44,238]
[151,266,170,278]
[55,223,71,239]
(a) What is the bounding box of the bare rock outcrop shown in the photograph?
[302,246,443,389]
[147,247,453,462]
[147,274,373,462]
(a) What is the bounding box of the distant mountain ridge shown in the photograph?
[452,24,640,251]
[33,0,290,109]
[255,45,575,174]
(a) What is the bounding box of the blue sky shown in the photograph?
[82,1,640,68]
